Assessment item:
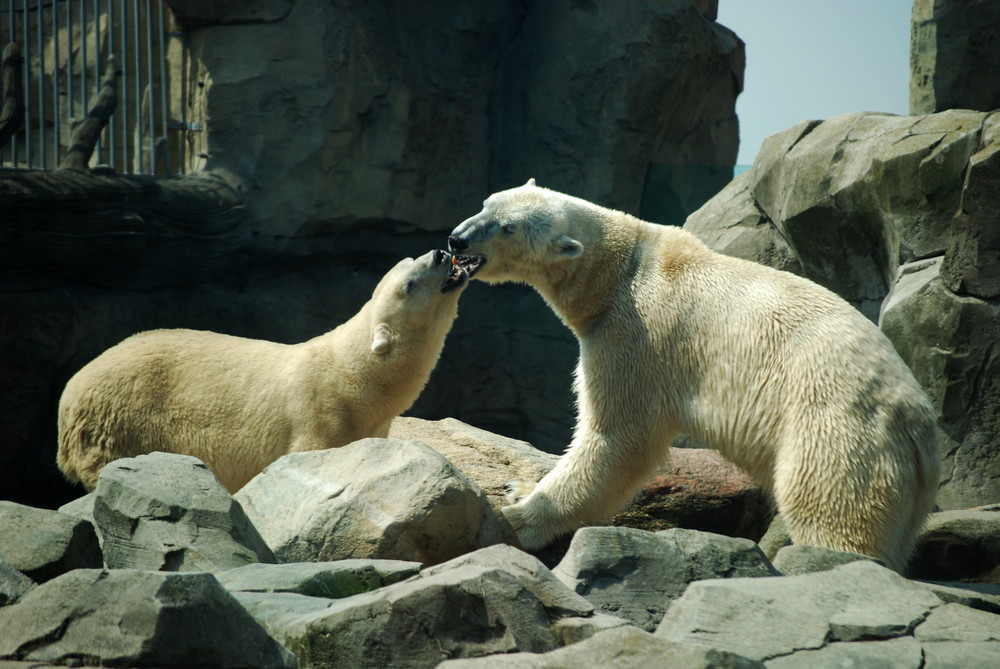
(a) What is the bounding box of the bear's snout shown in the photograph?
[448,235,469,253]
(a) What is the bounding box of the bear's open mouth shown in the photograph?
[440,253,486,293]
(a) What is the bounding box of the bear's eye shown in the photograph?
[403,279,415,294]
[502,222,516,234]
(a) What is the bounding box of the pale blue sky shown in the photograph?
[717,0,913,165]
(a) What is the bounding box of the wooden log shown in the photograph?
[0,42,24,150]
[59,56,119,171]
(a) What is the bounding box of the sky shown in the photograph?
[716,0,914,166]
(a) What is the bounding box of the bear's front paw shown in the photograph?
[503,479,536,505]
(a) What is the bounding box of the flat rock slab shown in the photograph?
[437,625,764,668]
[553,527,777,631]
[0,502,102,582]
[239,545,593,669]
[0,569,295,668]
[94,452,274,572]
[656,559,1000,666]
[772,544,885,575]
[218,559,421,598]
[236,438,515,565]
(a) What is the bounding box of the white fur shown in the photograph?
[451,180,940,572]
[57,251,466,493]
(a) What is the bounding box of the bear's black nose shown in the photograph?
[448,235,468,253]
[433,249,446,266]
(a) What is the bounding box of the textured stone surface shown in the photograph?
[911,508,1000,582]
[772,545,885,575]
[910,0,1000,115]
[0,561,34,607]
[217,560,421,599]
[0,569,295,667]
[656,560,1000,665]
[236,438,515,565]
[242,545,593,669]
[0,502,101,583]
[610,448,774,540]
[552,527,776,631]
[437,625,764,668]
[94,452,275,572]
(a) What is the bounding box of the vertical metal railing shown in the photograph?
[0,0,187,175]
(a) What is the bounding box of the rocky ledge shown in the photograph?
[1,418,998,669]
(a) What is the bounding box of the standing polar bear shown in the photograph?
[448,179,940,572]
[58,249,471,493]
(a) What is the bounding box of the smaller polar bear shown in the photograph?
[448,179,940,573]
[57,249,471,493]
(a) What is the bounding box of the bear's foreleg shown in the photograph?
[501,424,673,550]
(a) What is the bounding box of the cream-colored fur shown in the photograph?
[57,250,468,493]
[449,180,940,572]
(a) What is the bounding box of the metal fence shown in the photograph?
[0,0,189,175]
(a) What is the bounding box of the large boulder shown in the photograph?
[94,452,275,572]
[656,559,1000,666]
[910,0,1000,115]
[551,527,777,631]
[236,438,515,565]
[0,502,102,582]
[0,569,295,667]
[0,560,35,606]
[911,507,1000,583]
[218,560,422,598]
[238,545,594,668]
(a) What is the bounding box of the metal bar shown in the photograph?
[53,0,61,165]
[66,0,73,121]
[132,0,141,173]
[144,0,154,173]
[5,0,15,165]
[179,26,186,173]
[107,0,115,169]
[156,0,167,174]
[93,0,101,164]
[36,0,45,167]
[119,0,127,172]
[21,0,29,166]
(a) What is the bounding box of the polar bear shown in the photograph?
[448,179,940,572]
[57,249,471,493]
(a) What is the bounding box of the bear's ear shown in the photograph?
[371,324,395,355]
[525,178,536,187]
[556,235,583,258]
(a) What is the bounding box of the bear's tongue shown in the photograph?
[440,254,485,293]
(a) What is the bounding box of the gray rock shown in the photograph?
[236,438,515,565]
[757,513,792,560]
[244,545,593,668]
[656,560,946,662]
[552,527,777,631]
[0,561,34,607]
[773,544,885,575]
[911,508,1000,582]
[915,602,1000,642]
[920,641,1000,669]
[549,613,630,647]
[0,568,295,667]
[436,625,764,668]
[57,493,96,527]
[94,452,274,572]
[910,0,1000,115]
[217,560,421,598]
[0,502,102,583]
[766,637,924,669]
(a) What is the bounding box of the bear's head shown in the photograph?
[369,249,470,355]
[447,179,584,284]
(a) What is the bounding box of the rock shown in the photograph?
[0,568,295,667]
[549,613,631,647]
[0,561,34,607]
[436,625,764,669]
[879,258,1000,509]
[164,0,293,28]
[610,447,774,540]
[911,508,1000,582]
[388,417,557,510]
[910,0,1000,114]
[217,560,421,598]
[757,513,792,560]
[685,109,990,320]
[656,559,1000,665]
[772,545,885,575]
[240,545,593,668]
[236,438,516,565]
[57,492,96,526]
[552,527,777,632]
[94,452,275,572]
[0,502,102,583]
